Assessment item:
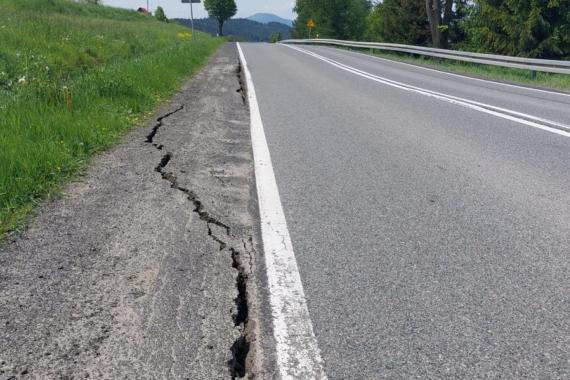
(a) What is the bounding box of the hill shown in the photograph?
[176,18,292,42]
[247,13,293,27]
[0,0,222,236]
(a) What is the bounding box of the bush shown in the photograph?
[155,6,168,22]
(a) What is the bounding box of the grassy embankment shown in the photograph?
[348,47,570,91]
[0,0,224,237]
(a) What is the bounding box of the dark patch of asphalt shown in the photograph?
[0,43,265,379]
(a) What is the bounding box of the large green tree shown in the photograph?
[294,0,372,40]
[424,0,470,48]
[468,0,570,58]
[366,0,430,45]
[203,0,237,36]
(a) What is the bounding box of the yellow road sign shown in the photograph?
[307,19,316,29]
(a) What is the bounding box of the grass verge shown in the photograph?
[346,47,570,92]
[0,0,223,238]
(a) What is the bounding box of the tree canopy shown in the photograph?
[155,6,168,23]
[294,0,372,40]
[292,0,570,59]
[366,0,430,45]
[203,0,237,36]
[468,0,570,58]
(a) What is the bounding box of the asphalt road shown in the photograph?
[240,43,570,378]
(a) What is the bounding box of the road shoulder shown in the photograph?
[0,43,261,379]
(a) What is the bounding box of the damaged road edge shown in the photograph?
[144,100,254,379]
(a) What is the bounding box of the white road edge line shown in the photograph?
[305,44,570,99]
[284,44,570,138]
[237,43,328,380]
[290,46,570,133]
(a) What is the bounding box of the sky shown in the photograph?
[102,0,296,20]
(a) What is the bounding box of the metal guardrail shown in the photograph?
[281,39,570,75]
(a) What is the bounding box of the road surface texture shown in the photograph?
[240,43,570,379]
[0,44,263,379]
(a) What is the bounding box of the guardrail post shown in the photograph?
[531,70,537,80]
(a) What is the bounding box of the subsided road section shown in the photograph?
[0,43,261,379]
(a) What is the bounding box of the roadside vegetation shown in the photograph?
[293,0,569,90]
[294,1,570,60]
[0,0,223,237]
[353,48,570,91]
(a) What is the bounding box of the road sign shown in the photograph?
[181,0,201,40]
[307,19,316,39]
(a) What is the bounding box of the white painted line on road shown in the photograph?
[322,45,570,99]
[319,51,570,133]
[237,43,328,380]
[285,44,570,138]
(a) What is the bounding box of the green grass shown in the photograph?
[0,0,224,237]
[348,47,570,91]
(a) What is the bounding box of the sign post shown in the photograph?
[307,19,316,39]
[181,0,201,40]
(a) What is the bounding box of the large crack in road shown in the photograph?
[146,105,253,378]
[0,43,260,379]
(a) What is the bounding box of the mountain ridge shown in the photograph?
[175,18,291,42]
[247,13,293,27]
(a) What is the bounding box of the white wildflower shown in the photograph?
[18,76,26,84]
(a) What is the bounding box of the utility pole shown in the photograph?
[190,0,194,39]
[181,0,200,40]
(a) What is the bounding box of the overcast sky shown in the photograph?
[102,0,296,20]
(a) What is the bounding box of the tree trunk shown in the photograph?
[440,0,453,49]
[218,19,224,36]
[425,0,442,48]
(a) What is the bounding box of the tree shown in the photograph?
[425,0,452,48]
[294,0,371,40]
[366,0,430,45]
[468,0,570,59]
[424,0,472,48]
[270,32,283,43]
[155,6,168,22]
[203,0,237,36]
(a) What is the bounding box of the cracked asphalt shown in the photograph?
[0,43,261,379]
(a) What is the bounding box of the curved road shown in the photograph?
[240,43,570,379]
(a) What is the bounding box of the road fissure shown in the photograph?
[238,43,329,379]
[145,106,252,379]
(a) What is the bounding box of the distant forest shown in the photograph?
[175,18,292,42]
